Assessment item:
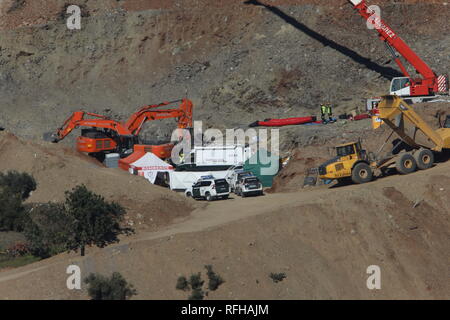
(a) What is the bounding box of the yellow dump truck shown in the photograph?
[319,95,450,184]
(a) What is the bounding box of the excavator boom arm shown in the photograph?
[52,111,132,142]
[125,98,193,135]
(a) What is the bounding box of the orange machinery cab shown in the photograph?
[134,143,175,159]
[76,129,117,153]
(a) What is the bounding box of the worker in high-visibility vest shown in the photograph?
[321,103,334,124]
[326,104,334,123]
[179,152,185,164]
[320,104,328,124]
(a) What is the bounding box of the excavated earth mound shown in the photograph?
[270,102,450,193]
[0,131,196,231]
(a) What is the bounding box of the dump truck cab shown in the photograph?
[319,141,371,183]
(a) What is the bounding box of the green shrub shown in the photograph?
[189,288,205,301]
[0,189,27,232]
[205,265,224,291]
[176,276,189,291]
[85,272,137,300]
[189,272,204,291]
[0,171,36,231]
[0,171,36,200]
[24,203,71,259]
[176,266,224,300]
[64,185,133,256]
[22,185,133,259]
[269,272,287,283]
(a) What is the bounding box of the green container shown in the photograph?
[244,149,279,187]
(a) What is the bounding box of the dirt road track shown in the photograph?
[0,162,449,299]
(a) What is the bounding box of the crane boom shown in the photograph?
[348,0,448,97]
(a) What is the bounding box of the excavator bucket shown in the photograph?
[43,132,58,143]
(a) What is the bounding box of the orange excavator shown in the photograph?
[45,98,193,160]
[124,99,193,158]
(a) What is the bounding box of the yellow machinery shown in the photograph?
[319,95,450,184]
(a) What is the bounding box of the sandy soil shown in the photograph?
[0,0,449,300]
[0,131,198,232]
[0,157,449,299]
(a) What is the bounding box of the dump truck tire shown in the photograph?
[396,153,417,174]
[414,149,434,170]
[351,163,373,184]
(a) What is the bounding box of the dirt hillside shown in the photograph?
[270,101,450,192]
[0,0,449,300]
[0,130,197,231]
[0,159,449,299]
[0,0,449,147]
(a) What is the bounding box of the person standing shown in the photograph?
[326,103,334,123]
[320,103,328,124]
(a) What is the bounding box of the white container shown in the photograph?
[193,145,251,166]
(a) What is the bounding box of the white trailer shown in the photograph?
[192,145,251,166]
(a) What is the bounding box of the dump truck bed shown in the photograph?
[378,96,450,151]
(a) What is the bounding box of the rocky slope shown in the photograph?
[0,0,449,148]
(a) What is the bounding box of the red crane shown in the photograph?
[348,0,448,101]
